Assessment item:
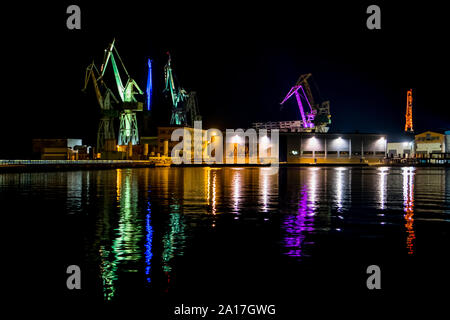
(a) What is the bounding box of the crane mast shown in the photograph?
[100,39,143,145]
[83,62,118,152]
[164,52,201,127]
[164,52,187,126]
[405,89,413,132]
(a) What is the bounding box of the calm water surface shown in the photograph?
[2,167,450,311]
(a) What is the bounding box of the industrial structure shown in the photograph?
[253,120,304,132]
[405,89,414,132]
[146,59,153,112]
[83,39,144,152]
[83,62,119,152]
[99,39,144,146]
[164,52,201,127]
[279,73,331,132]
[282,132,387,164]
[32,139,89,160]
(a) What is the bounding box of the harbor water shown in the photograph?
[2,167,449,314]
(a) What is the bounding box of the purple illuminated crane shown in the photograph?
[280,83,315,129]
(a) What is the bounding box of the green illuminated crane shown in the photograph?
[99,39,144,145]
[83,62,119,152]
[164,52,201,127]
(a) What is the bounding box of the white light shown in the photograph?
[231,135,242,144]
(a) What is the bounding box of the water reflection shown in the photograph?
[66,171,85,214]
[145,202,153,283]
[402,167,415,255]
[378,167,388,210]
[233,169,242,214]
[211,169,217,215]
[335,168,346,213]
[100,169,145,300]
[162,204,186,273]
[3,167,450,300]
[283,168,317,259]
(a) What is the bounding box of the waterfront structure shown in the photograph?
[414,131,445,156]
[281,132,387,164]
[32,138,84,160]
[157,126,207,158]
[387,141,414,158]
[252,120,304,132]
[445,131,450,153]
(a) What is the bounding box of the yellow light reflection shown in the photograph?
[233,169,241,213]
[402,167,415,255]
[212,170,217,215]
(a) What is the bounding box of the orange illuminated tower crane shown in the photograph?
[405,89,413,132]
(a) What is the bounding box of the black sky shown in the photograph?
[2,1,449,157]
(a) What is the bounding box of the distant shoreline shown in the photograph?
[1,160,449,173]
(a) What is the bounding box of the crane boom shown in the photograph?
[83,62,104,109]
[295,73,315,107]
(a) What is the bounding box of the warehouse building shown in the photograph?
[281,132,387,164]
[32,138,86,160]
[414,131,445,157]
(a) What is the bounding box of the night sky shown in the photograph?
[3,1,448,157]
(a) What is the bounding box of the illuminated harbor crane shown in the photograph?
[164,52,201,126]
[83,62,119,151]
[99,39,144,145]
[405,89,413,132]
[280,73,331,132]
[146,58,153,111]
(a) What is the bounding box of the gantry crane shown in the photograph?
[280,73,331,132]
[99,39,144,145]
[83,62,119,152]
[164,52,201,127]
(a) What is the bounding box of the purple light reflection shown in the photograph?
[283,184,315,258]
